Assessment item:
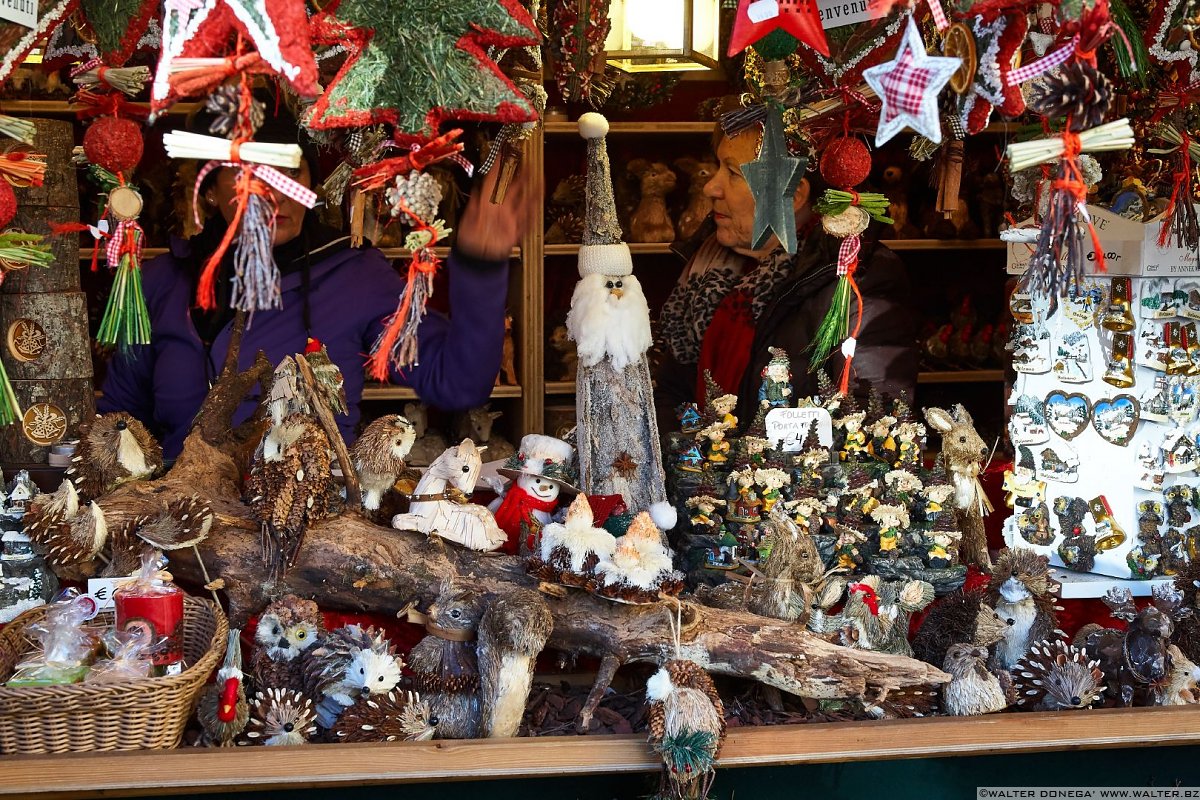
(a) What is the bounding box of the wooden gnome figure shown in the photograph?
[567,112,676,532]
[758,347,793,410]
[489,434,579,555]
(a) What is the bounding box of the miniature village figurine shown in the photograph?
[0,529,57,623]
[758,347,793,409]
[709,391,739,432]
[868,415,899,464]
[685,494,726,531]
[871,504,909,559]
[699,423,730,466]
[5,471,37,516]
[926,531,955,569]
[490,434,578,555]
[754,468,790,514]
[726,470,763,524]
[893,420,924,469]
[568,113,675,531]
[677,403,703,434]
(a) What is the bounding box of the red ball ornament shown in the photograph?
[83,117,144,175]
[819,137,872,189]
[0,181,15,229]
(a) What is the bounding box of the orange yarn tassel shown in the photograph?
[195,167,255,310]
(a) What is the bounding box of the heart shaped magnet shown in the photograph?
[1045,391,1091,441]
[1092,395,1140,447]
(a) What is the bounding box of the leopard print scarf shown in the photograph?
[658,237,793,365]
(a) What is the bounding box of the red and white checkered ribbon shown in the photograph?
[69,58,104,80]
[191,160,318,228]
[105,218,141,267]
[392,140,474,177]
[878,47,932,122]
[837,234,861,276]
[1006,36,1078,86]
[928,0,949,31]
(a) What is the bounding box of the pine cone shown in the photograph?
[1028,63,1112,131]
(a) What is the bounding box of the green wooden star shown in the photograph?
[741,107,807,254]
[308,0,539,141]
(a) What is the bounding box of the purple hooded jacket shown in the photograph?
[98,236,509,459]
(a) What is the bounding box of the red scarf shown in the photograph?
[696,288,756,401]
[494,486,560,555]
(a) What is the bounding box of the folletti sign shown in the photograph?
[0,0,36,29]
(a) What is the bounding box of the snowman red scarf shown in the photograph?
[494,486,560,555]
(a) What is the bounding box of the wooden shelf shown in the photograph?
[363,384,522,401]
[884,239,1005,251]
[917,369,1006,384]
[0,100,199,116]
[81,247,521,262]
[548,373,1004,395]
[4,705,1200,797]
[543,120,714,135]
[544,243,675,256]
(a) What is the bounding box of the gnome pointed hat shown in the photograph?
[577,112,633,279]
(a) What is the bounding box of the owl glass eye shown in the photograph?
[297,630,306,639]
[450,609,461,619]
[461,465,470,473]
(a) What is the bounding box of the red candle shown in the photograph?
[115,583,185,667]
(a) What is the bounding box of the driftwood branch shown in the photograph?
[295,353,361,510]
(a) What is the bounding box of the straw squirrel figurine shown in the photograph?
[477,589,553,738]
[408,584,486,739]
[673,157,717,241]
[627,159,677,243]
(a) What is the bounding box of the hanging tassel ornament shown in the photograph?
[96,212,151,348]
[809,134,891,392]
[1008,120,1135,304]
[231,176,281,314]
[0,355,20,426]
[1152,122,1200,253]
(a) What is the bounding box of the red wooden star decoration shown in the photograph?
[612,452,639,479]
[728,0,830,58]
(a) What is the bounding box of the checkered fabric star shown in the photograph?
[862,16,960,147]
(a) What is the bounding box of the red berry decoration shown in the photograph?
[819,137,872,189]
[0,181,15,228]
[83,117,144,175]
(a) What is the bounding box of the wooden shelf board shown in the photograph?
[917,369,1006,384]
[4,706,1200,797]
[363,384,522,401]
[884,239,1004,250]
[545,380,575,395]
[544,243,674,256]
[0,100,199,116]
[543,120,714,135]
[81,247,521,262]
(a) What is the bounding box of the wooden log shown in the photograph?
[0,205,88,294]
[0,292,91,380]
[0,378,94,464]
[11,118,79,211]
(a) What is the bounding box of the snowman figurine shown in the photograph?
[489,435,579,556]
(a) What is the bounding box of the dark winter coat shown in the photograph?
[655,229,917,427]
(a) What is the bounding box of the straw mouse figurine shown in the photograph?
[628,159,678,243]
[923,404,994,571]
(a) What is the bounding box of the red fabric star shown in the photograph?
[727,0,830,58]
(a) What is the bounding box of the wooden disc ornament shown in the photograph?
[107,185,143,221]
[6,318,46,362]
[823,205,871,237]
[943,23,977,95]
[21,402,67,446]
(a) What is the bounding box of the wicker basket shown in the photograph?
[0,595,227,754]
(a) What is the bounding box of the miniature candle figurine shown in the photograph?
[757,347,793,410]
[491,435,579,555]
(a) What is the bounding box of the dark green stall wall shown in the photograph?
[105,746,1200,800]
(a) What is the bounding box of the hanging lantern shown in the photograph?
[604,0,721,72]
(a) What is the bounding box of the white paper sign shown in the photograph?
[766,407,834,451]
[1142,207,1200,276]
[86,577,134,611]
[0,0,37,30]
[818,0,873,29]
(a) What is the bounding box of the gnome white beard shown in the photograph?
[566,273,652,372]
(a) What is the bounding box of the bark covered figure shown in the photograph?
[408,583,486,739]
[568,112,675,532]
[986,548,1060,671]
[924,404,994,571]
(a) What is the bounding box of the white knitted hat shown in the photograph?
[577,112,633,278]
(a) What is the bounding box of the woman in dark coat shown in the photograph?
[656,123,917,426]
[100,109,529,459]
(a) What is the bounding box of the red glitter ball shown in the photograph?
[83,117,144,174]
[819,137,872,189]
[0,181,15,228]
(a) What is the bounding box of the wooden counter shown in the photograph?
[2,705,1199,798]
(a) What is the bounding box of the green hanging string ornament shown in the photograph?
[97,219,151,348]
[0,356,20,427]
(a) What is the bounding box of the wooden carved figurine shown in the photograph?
[924,404,993,571]
[350,414,416,512]
[627,159,677,243]
[67,412,163,499]
[672,157,717,241]
[392,440,508,552]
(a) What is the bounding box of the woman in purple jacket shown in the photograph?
[99,112,528,460]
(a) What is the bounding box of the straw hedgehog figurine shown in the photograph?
[241,689,319,746]
[67,412,163,499]
[329,690,438,743]
[1011,639,1105,711]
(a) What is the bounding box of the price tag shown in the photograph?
[86,577,134,612]
[766,407,833,452]
[0,0,36,29]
